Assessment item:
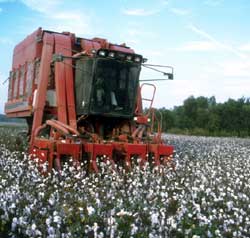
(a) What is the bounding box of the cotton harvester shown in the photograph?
[4,28,174,172]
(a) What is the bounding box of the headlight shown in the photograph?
[98,50,106,57]
[126,55,132,61]
[108,52,115,57]
[134,56,141,63]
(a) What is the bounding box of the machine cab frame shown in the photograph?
[74,50,142,118]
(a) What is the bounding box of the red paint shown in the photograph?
[5,28,174,173]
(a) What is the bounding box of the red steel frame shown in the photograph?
[5,28,174,173]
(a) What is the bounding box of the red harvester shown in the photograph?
[5,28,174,172]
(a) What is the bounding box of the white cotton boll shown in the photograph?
[97,231,104,238]
[194,203,201,213]
[31,223,36,231]
[46,217,51,226]
[10,203,16,209]
[205,188,211,194]
[87,206,95,215]
[49,197,55,206]
[131,224,138,235]
[227,201,233,211]
[192,186,199,192]
[215,229,220,236]
[18,216,26,226]
[167,216,177,229]
[151,212,159,225]
[79,207,84,212]
[74,172,81,179]
[35,229,42,236]
[69,166,75,173]
[25,206,31,215]
[38,191,45,199]
[207,230,213,238]
[48,226,55,236]
[185,229,191,235]
[117,209,132,217]
[11,217,18,231]
[96,198,101,207]
[53,215,61,224]
[93,222,99,237]
[107,216,115,226]
[149,232,157,238]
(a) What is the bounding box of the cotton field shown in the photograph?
[1,127,250,238]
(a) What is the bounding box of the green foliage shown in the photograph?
[157,96,250,137]
[0,114,26,124]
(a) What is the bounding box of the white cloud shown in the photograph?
[21,0,60,13]
[126,28,158,39]
[19,1,92,36]
[204,0,224,7]
[218,60,250,78]
[0,7,2,12]
[126,29,141,37]
[142,49,163,57]
[47,14,90,36]
[120,27,159,49]
[170,7,189,16]
[223,80,250,99]
[52,12,81,21]
[0,37,13,45]
[160,0,169,6]
[122,8,160,16]
[176,41,220,51]
[187,24,247,59]
[239,43,250,52]
[122,1,169,17]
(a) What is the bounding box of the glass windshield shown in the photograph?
[91,59,140,116]
[75,57,94,114]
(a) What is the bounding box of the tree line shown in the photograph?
[155,96,250,137]
[0,114,25,123]
[1,95,250,137]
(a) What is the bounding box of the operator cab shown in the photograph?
[75,49,142,118]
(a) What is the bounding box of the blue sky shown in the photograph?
[0,0,250,113]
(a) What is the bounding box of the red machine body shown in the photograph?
[5,28,174,172]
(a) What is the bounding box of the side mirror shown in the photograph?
[164,73,174,80]
[140,64,174,81]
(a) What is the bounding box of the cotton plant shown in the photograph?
[1,127,250,237]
